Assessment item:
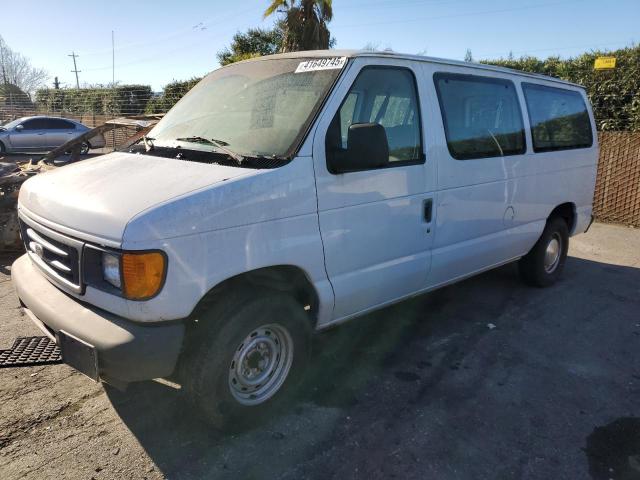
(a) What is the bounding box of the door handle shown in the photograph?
[423,198,433,223]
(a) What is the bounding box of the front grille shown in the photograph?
[19,216,84,293]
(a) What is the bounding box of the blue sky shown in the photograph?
[3,0,638,91]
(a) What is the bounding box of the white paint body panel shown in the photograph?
[15,53,598,330]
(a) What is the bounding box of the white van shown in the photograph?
[12,50,597,427]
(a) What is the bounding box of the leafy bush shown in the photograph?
[481,45,640,131]
[35,85,153,116]
[144,78,201,114]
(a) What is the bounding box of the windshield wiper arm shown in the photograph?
[142,135,155,151]
[175,136,244,164]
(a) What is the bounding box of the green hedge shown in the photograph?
[481,45,640,131]
[144,78,201,114]
[35,85,153,116]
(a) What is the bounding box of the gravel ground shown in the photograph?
[1,222,639,480]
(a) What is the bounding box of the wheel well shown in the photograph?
[549,202,576,233]
[0,139,5,152]
[191,265,320,328]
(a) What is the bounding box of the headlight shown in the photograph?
[102,252,121,289]
[101,251,166,300]
[121,252,166,300]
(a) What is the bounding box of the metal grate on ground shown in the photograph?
[0,336,63,368]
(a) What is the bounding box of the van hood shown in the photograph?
[18,151,255,244]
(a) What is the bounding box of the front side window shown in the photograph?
[522,83,593,152]
[326,67,422,167]
[434,73,526,160]
[22,119,49,130]
[147,58,345,159]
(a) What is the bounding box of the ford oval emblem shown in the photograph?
[33,242,44,259]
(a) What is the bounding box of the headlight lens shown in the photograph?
[101,251,166,300]
[102,252,121,289]
[121,252,166,300]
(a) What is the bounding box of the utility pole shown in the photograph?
[68,51,81,89]
[53,76,60,89]
[112,31,115,86]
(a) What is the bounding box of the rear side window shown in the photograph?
[434,73,526,160]
[47,119,76,130]
[522,83,593,152]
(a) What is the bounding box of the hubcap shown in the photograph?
[228,324,293,406]
[544,233,562,273]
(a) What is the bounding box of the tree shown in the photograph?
[217,26,284,66]
[264,0,335,52]
[464,49,474,62]
[362,42,380,52]
[481,44,640,131]
[0,36,48,97]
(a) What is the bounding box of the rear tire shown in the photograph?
[180,291,312,430]
[519,216,569,287]
[80,142,90,155]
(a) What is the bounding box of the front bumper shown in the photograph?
[11,254,184,384]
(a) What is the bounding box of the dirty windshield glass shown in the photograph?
[147,58,344,158]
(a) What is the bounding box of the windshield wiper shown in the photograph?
[175,136,244,164]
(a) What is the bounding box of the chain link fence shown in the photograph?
[0,88,183,149]
[594,131,640,227]
[1,86,639,227]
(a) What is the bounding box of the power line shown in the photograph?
[76,5,262,58]
[334,0,581,29]
[68,51,81,89]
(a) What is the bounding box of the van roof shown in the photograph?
[250,49,583,89]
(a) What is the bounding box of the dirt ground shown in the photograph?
[1,222,639,480]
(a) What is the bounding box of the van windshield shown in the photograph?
[147,57,346,159]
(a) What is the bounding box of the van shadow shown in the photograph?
[104,255,640,479]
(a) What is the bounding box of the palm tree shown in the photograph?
[264,0,333,52]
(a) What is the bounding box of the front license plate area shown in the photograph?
[57,330,99,381]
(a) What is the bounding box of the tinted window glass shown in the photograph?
[47,119,76,130]
[22,119,49,130]
[434,73,526,160]
[522,83,593,152]
[327,67,422,166]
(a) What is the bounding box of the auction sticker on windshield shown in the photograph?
[295,57,347,73]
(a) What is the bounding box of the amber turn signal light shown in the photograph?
[121,252,166,300]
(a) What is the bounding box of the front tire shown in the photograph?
[181,291,312,430]
[518,216,569,287]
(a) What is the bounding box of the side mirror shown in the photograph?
[328,123,389,174]
[14,124,24,131]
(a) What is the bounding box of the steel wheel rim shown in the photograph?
[544,233,562,273]
[228,323,294,406]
